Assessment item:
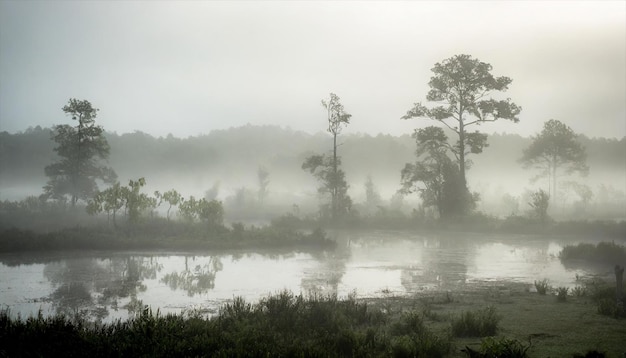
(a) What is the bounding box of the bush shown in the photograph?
[560,242,626,265]
[534,279,550,295]
[556,286,569,302]
[473,336,531,358]
[451,306,500,337]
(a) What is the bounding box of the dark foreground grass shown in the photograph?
[2,283,625,358]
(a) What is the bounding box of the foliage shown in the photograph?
[462,336,530,358]
[257,166,270,205]
[401,126,475,219]
[43,98,117,206]
[87,178,156,225]
[156,189,183,221]
[520,119,588,205]
[303,93,353,222]
[363,175,382,216]
[528,189,550,223]
[534,279,550,295]
[451,306,500,337]
[302,154,352,221]
[556,286,569,302]
[559,242,626,265]
[402,54,521,193]
[178,196,224,227]
[0,291,455,358]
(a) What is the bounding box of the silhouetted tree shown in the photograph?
[528,189,550,223]
[158,189,183,221]
[44,99,117,206]
[302,93,352,221]
[400,126,469,219]
[257,166,270,205]
[363,176,381,216]
[520,119,588,205]
[402,54,521,206]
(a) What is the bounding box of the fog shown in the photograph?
[1,3,626,354]
[1,125,624,225]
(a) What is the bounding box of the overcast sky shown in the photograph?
[1,1,624,139]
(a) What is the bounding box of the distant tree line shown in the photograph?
[1,54,625,225]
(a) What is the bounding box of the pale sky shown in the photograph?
[1,1,624,139]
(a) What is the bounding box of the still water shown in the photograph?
[0,231,616,322]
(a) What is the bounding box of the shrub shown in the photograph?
[560,241,626,264]
[451,306,500,337]
[556,286,569,302]
[534,280,549,295]
[479,336,530,358]
[571,285,587,297]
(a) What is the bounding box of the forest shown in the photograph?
[1,123,624,225]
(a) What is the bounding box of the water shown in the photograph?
[0,231,617,322]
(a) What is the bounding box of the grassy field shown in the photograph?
[2,280,624,357]
[368,281,626,357]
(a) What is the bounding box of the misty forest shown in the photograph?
[1,54,626,357]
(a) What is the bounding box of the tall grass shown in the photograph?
[0,292,452,357]
[451,306,501,337]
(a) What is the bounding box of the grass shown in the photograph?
[3,283,625,357]
[451,306,500,337]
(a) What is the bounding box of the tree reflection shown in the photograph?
[43,256,162,320]
[161,256,223,297]
[400,237,469,291]
[301,246,349,297]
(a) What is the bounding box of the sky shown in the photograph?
[1,1,625,139]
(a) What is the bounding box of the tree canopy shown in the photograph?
[520,119,588,205]
[44,99,117,206]
[402,54,521,192]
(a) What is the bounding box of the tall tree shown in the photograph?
[400,126,467,219]
[302,93,352,221]
[402,54,521,194]
[520,119,588,205]
[44,98,116,206]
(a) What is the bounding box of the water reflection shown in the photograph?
[41,256,163,320]
[161,256,223,296]
[0,232,617,322]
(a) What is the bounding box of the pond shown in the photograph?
[0,230,617,322]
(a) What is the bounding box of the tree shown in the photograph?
[520,119,588,205]
[158,189,183,221]
[86,182,124,227]
[44,98,117,206]
[302,155,352,220]
[257,166,270,205]
[402,54,521,195]
[528,189,550,223]
[400,126,469,219]
[302,93,352,221]
[363,176,382,216]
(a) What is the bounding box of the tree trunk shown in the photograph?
[616,265,624,304]
[332,132,338,221]
[552,154,557,208]
[458,121,466,191]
